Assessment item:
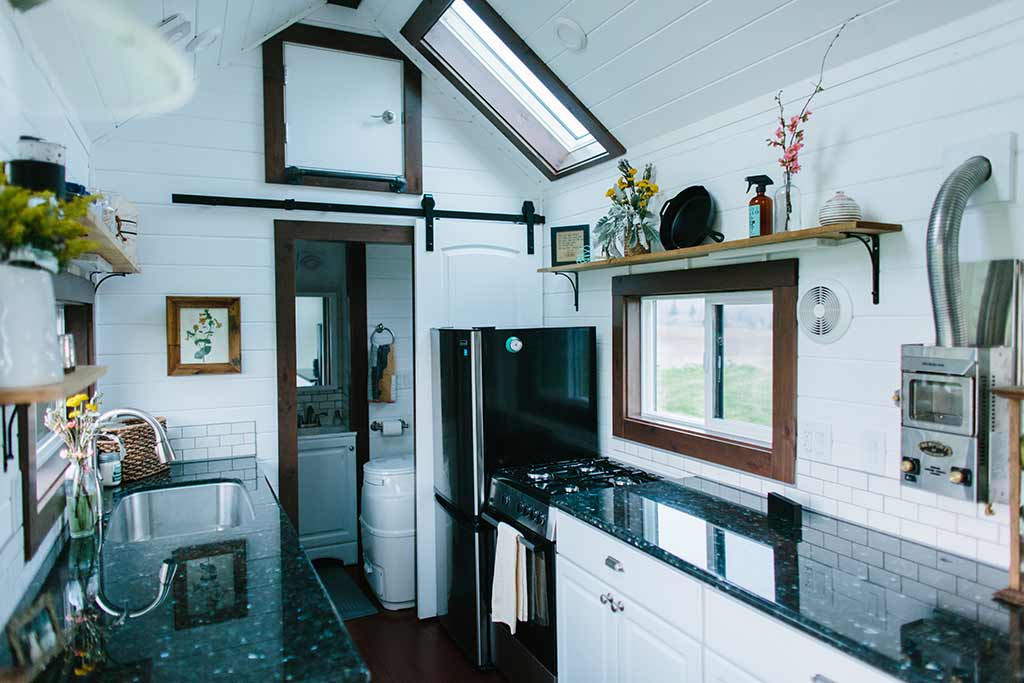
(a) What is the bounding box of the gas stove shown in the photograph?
[486,457,661,539]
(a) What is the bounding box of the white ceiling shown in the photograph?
[369,0,1005,151]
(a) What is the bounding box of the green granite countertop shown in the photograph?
[1,456,369,682]
[553,476,1023,683]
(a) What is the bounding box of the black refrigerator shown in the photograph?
[432,326,597,668]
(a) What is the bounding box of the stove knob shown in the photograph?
[502,494,511,506]
[900,458,919,475]
[538,514,547,526]
[516,502,525,514]
[949,468,970,486]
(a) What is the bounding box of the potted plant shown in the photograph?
[595,159,660,258]
[0,165,96,388]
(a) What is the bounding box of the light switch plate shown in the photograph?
[799,421,832,463]
[861,430,887,475]
[943,132,1017,205]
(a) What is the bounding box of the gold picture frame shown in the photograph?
[6,593,64,677]
[166,296,242,376]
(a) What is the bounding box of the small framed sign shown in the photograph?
[550,225,589,268]
[166,296,242,376]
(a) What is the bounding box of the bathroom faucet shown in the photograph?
[93,408,176,464]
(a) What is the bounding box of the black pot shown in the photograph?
[659,185,722,249]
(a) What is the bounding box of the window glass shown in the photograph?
[34,305,66,464]
[721,304,772,427]
[653,297,705,422]
[643,293,772,443]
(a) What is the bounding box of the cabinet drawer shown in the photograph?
[705,648,763,683]
[704,589,899,683]
[555,511,703,640]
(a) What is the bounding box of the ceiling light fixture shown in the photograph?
[553,17,586,52]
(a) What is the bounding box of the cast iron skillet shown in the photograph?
[659,185,723,250]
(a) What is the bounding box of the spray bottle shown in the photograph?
[745,175,774,237]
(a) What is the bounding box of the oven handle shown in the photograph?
[481,511,538,552]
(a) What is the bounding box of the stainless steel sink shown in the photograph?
[105,480,256,543]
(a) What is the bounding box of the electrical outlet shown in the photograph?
[861,430,887,475]
[799,421,832,463]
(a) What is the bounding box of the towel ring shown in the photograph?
[371,323,395,345]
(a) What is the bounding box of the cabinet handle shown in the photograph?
[348,445,355,451]
[811,676,837,683]
[371,109,397,124]
[599,593,611,605]
[605,555,624,573]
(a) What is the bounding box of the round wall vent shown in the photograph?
[798,279,853,344]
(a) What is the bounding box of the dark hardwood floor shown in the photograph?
[341,566,507,683]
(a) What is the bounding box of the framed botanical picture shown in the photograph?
[550,225,589,267]
[166,296,242,376]
[6,592,65,676]
[173,539,248,630]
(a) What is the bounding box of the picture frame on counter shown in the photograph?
[6,592,65,676]
[166,296,242,376]
[172,539,248,630]
[549,224,590,267]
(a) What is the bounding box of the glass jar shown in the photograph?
[65,457,101,539]
[774,179,802,232]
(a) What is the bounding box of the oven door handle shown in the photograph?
[481,511,539,552]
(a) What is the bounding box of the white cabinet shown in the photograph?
[556,556,702,683]
[298,431,358,564]
[705,648,763,683]
[617,594,703,683]
[556,558,618,683]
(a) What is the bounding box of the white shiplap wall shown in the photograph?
[90,51,539,493]
[0,3,91,625]
[540,0,1024,568]
[366,244,414,461]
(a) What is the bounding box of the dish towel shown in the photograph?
[368,341,395,403]
[492,522,527,634]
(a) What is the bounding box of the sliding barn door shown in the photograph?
[413,217,542,618]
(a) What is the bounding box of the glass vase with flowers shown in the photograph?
[45,392,103,538]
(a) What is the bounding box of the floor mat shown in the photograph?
[316,563,379,621]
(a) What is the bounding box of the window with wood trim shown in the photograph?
[402,0,625,180]
[613,260,797,483]
[262,25,422,194]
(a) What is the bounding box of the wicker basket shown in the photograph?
[97,417,171,482]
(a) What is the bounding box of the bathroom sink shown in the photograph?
[105,480,256,544]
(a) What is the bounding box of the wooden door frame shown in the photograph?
[275,220,414,526]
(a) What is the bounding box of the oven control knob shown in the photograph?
[516,503,525,514]
[900,458,919,475]
[502,495,511,506]
[538,515,547,526]
[949,468,969,485]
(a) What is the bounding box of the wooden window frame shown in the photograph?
[612,260,798,483]
[401,0,625,181]
[262,24,423,195]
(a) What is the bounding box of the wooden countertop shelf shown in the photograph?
[0,365,107,405]
[538,221,902,274]
[80,210,140,274]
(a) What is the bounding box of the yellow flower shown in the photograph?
[68,410,81,419]
[616,178,627,189]
[66,393,88,408]
[628,168,638,176]
[605,188,615,198]
[85,403,98,412]
[650,183,660,193]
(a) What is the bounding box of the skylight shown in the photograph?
[439,1,595,153]
[403,0,624,179]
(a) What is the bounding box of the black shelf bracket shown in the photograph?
[556,272,580,312]
[844,233,881,305]
[522,201,536,255]
[90,271,128,293]
[2,405,19,473]
[422,194,437,252]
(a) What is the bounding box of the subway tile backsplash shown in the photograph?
[167,420,256,460]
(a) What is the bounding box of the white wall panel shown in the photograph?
[540,1,1024,566]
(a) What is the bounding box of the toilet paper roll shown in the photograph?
[380,419,404,437]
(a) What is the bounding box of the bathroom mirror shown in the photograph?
[295,294,337,387]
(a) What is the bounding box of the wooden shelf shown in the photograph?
[538,222,902,273]
[993,386,1024,401]
[80,210,140,274]
[0,365,107,405]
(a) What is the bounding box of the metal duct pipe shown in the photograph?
[926,156,992,347]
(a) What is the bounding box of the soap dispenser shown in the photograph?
[745,175,774,237]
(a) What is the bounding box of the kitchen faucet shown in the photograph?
[91,408,177,622]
